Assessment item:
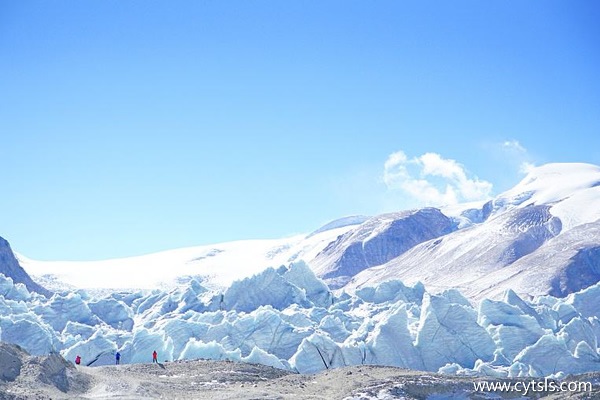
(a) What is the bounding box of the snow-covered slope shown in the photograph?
[492,163,600,231]
[478,221,600,298]
[18,222,360,292]
[346,205,562,298]
[310,208,456,289]
[345,163,600,299]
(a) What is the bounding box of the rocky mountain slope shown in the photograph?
[309,208,456,289]
[342,163,600,299]
[0,342,91,398]
[0,236,50,297]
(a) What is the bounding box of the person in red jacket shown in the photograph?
[152,350,158,363]
[75,355,81,365]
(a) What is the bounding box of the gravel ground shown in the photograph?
[2,343,599,399]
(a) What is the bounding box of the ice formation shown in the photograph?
[2,263,600,378]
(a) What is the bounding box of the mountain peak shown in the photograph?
[510,162,599,196]
[493,162,600,211]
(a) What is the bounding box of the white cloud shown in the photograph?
[502,140,527,153]
[500,139,536,174]
[383,150,410,186]
[383,150,493,207]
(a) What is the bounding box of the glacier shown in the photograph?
[3,162,600,380]
[2,262,600,378]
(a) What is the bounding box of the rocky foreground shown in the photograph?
[1,343,599,399]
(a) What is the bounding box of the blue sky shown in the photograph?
[1,1,599,260]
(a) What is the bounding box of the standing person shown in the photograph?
[75,355,81,365]
[152,350,158,363]
[115,351,121,365]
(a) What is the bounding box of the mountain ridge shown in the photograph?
[346,163,600,299]
[9,162,600,300]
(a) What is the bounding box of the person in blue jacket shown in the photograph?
[115,351,121,365]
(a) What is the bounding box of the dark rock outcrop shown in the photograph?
[0,342,23,382]
[0,236,51,297]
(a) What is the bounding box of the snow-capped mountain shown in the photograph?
[14,162,600,302]
[346,163,600,300]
